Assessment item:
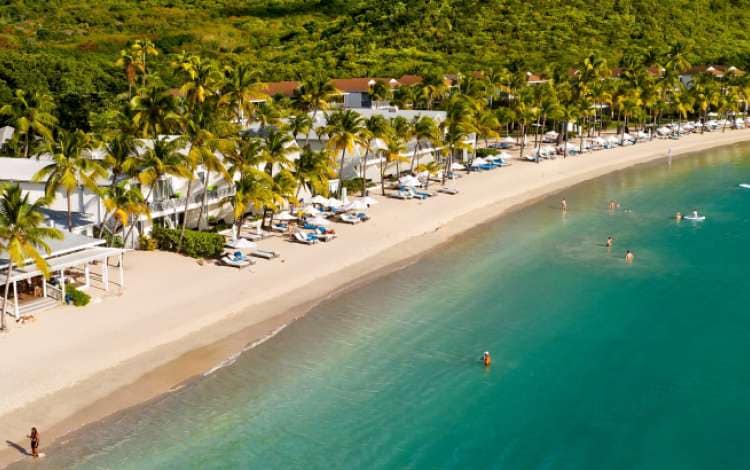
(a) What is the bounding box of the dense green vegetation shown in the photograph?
[2,0,750,105]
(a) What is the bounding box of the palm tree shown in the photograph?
[0,184,62,330]
[419,74,448,110]
[360,114,390,195]
[130,85,181,138]
[34,130,106,231]
[369,80,392,108]
[410,115,438,172]
[293,147,331,198]
[226,168,275,236]
[130,39,159,87]
[415,161,440,189]
[115,49,138,99]
[261,127,295,175]
[323,109,365,197]
[102,181,150,247]
[392,85,419,109]
[222,62,265,124]
[98,134,137,233]
[0,89,58,157]
[389,116,413,175]
[285,113,313,142]
[292,75,339,147]
[380,134,408,196]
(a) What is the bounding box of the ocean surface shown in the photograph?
[13,143,750,469]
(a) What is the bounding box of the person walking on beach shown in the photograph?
[625,250,634,264]
[27,427,39,458]
[560,198,567,213]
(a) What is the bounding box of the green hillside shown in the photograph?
[1,0,750,101]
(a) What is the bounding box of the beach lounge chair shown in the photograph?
[339,213,362,224]
[391,190,413,200]
[293,231,318,245]
[271,222,288,232]
[438,187,459,195]
[413,189,435,198]
[251,249,280,260]
[403,187,428,200]
[220,252,255,269]
[317,233,338,242]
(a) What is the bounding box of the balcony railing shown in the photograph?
[149,185,235,213]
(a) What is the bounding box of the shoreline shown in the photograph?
[3,130,750,467]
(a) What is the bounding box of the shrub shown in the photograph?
[138,235,158,251]
[65,285,91,307]
[151,226,224,258]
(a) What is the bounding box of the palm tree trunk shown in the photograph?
[24,133,30,158]
[66,191,73,232]
[410,142,419,172]
[304,109,318,148]
[337,148,346,198]
[380,158,386,196]
[1,263,13,330]
[197,170,211,230]
[177,178,194,253]
[361,145,370,197]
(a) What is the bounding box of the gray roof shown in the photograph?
[0,231,104,269]
[39,208,95,230]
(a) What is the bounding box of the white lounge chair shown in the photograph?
[438,187,459,195]
[220,255,254,269]
[251,249,280,260]
[339,213,362,224]
[293,231,318,245]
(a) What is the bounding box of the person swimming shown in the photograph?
[608,200,615,210]
[606,236,614,248]
[675,211,683,221]
[482,351,491,367]
[625,250,634,264]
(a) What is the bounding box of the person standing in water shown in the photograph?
[625,250,634,264]
[27,427,39,458]
[667,147,673,166]
[483,352,491,367]
[561,198,567,213]
[606,236,614,248]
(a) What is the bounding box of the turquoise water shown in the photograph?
[13,144,750,469]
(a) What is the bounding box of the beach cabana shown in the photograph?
[0,232,125,319]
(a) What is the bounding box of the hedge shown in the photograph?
[151,226,224,258]
[65,285,91,306]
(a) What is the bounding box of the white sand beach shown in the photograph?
[2,129,750,466]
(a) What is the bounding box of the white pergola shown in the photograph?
[1,240,126,319]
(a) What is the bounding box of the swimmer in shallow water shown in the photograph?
[625,250,634,264]
[560,198,567,212]
[675,211,683,221]
[692,209,699,218]
[606,236,614,248]
[482,351,491,367]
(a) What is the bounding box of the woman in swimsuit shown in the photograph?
[28,427,39,458]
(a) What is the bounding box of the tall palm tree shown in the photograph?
[419,74,448,110]
[358,115,390,195]
[130,85,181,138]
[115,49,138,99]
[98,134,137,233]
[292,75,339,147]
[380,134,408,196]
[293,148,331,198]
[410,115,439,172]
[226,168,275,236]
[34,130,106,231]
[261,127,295,175]
[0,89,58,158]
[389,115,413,175]
[222,62,265,124]
[323,109,365,197]
[102,181,150,248]
[0,184,62,330]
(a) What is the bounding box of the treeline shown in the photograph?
[2,0,750,112]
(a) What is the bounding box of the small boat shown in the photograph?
[684,215,706,221]
[739,183,750,189]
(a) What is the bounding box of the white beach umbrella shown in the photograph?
[308,216,331,226]
[345,200,368,211]
[226,238,257,250]
[310,195,329,205]
[327,198,344,208]
[399,175,421,187]
[451,162,466,171]
[500,136,515,144]
[471,157,487,167]
[302,205,321,215]
[274,211,297,221]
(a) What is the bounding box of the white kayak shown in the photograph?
[739,183,750,189]
[684,215,706,221]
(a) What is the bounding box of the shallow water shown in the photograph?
[13,143,750,469]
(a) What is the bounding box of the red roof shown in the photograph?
[398,74,423,86]
[261,81,300,97]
